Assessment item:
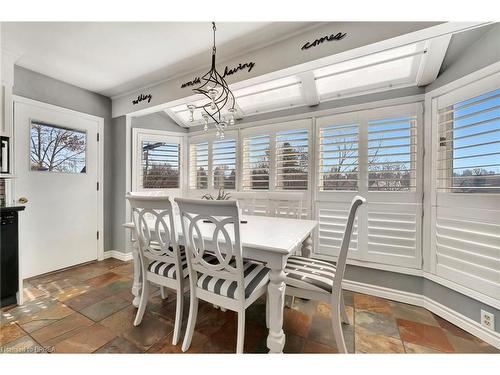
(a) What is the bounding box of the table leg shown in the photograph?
[301,234,313,258]
[131,238,142,308]
[266,268,286,353]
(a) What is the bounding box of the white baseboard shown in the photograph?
[343,279,500,350]
[103,250,133,262]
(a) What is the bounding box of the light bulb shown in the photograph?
[228,108,236,125]
[216,130,220,138]
[187,105,195,122]
[220,132,225,140]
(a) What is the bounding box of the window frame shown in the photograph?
[240,119,313,192]
[188,130,239,192]
[131,128,186,193]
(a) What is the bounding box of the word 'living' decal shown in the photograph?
[181,62,255,89]
[301,32,347,50]
[132,94,152,105]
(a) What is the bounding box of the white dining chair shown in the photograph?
[266,192,303,219]
[127,194,189,345]
[175,198,270,354]
[283,195,366,353]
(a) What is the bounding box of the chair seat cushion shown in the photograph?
[197,257,270,299]
[284,256,336,293]
[147,245,188,279]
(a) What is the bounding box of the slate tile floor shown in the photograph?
[1,258,498,354]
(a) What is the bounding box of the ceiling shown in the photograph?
[1,22,317,97]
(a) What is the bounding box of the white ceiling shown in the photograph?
[1,22,317,97]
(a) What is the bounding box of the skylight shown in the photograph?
[164,41,433,128]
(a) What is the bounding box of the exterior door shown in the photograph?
[14,99,102,279]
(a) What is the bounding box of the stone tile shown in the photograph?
[316,301,354,324]
[389,301,439,327]
[33,277,84,295]
[283,304,312,338]
[342,290,355,307]
[404,342,442,353]
[0,323,26,345]
[1,335,40,354]
[16,302,73,326]
[445,331,499,353]
[355,327,405,353]
[1,296,59,325]
[100,305,138,334]
[22,286,51,302]
[54,323,116,353]
[111,263,134,277]
[95,336,142,353]
[122,314,174,351]
[354,293,393,315]
[31,312,94,346]
[290,297,317,316]
[54,285,91,302]
[80,295,129,322]
[283,334,305,353]
[19,319,59,334]
[148,331,210,353]
[64,288,112,311]
[104,279,132,294]
[355,310,400,338]
[207,311,267,353]
[397,318,454,352]
[432,314,482,342]
[303,340,338,353]
[86,272,124,288]
[307,314,354,352]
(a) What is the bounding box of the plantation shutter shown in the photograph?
[242,134,270,190]
[318,121,359,191]
[434,81,500,300]
[367,115,417,191]
[213,138,236,190]
[141,141,180,189]
[189,141,208,189]
[275,128,309,190]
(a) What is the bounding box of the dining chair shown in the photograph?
[175,198,270,353]
[266,192,303,219]
[126,194,189,345]
[283,195,366,353]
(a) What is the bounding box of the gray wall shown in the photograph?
[426,23,500,92]
[110,112,185,253]
[13,66,114,252]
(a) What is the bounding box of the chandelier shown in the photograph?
[187,22,237,139]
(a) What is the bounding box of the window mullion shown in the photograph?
[269,133,277,191]
[208,140,214,189]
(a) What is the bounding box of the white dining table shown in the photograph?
[123,214,318,353]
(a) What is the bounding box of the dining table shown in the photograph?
[123,214,318,353]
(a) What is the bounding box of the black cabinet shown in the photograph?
[1,206,25,307]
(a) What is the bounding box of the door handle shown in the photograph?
[18,197,29,204]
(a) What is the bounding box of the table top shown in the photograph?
[124,214,318,255]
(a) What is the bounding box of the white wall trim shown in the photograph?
[343,279,500,349]
[103,250,133,262]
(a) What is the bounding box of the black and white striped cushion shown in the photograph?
[284,256,336,293]
[147,246,188,279]
[196,256,270,299]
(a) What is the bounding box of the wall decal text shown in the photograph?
[132,93,152,105]
[181,61,255,89]
[301,32,347,50]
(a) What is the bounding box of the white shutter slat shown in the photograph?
[213,138,236,190]
[275,128,309,191]
[242,135,270,190]
[189,141,209,189]
[318,121,359,191]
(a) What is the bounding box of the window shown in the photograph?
[275,128,309,190]
[438,88,500,193]
[189,135,237,190]
[314,43,424,100]
[213,139,236,189]
[141,141,180,189]
[30,121,86,173]
[189,141,209,189]
[368,115,417,191]
[242,135,270,190]
[318,122,359,191]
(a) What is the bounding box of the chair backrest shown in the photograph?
[266,192,303,219]
[230,192,257,215]
[332,196,366,297]
[174,198,245,300]
[126,194,183,279]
